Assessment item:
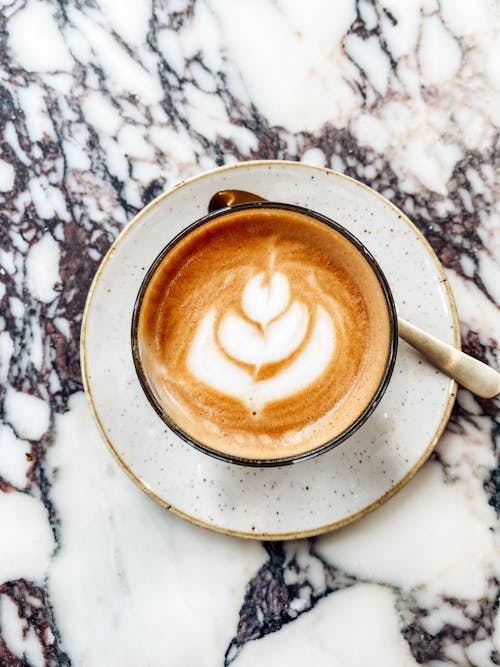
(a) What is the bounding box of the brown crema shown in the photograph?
[136,207,391,461]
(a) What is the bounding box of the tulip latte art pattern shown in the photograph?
[137,208,392,461]
[189,270,335,411]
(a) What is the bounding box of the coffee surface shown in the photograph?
[136,207,391,461]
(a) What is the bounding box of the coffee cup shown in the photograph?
[131,201,398,466]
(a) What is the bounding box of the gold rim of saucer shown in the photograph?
[81,160,459,541]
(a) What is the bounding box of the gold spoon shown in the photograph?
[208,189,500,399]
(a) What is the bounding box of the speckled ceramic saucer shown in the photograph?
[81,161,459,540]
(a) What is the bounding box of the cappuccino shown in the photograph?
[135,206,393,462]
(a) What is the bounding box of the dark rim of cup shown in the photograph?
[131,202,399,467]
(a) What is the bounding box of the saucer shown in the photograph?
[81,161,459,539]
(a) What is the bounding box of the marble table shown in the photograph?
[0,1,499,665]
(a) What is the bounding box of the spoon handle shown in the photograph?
[397,317,500,399]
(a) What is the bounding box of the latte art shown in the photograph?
[188,271,335,410]
[136,207,392,462]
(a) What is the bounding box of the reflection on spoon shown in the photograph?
[208,189,500,399]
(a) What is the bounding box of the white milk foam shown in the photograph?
[187,271,335,410]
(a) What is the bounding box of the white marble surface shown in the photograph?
[0,1,499,666]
